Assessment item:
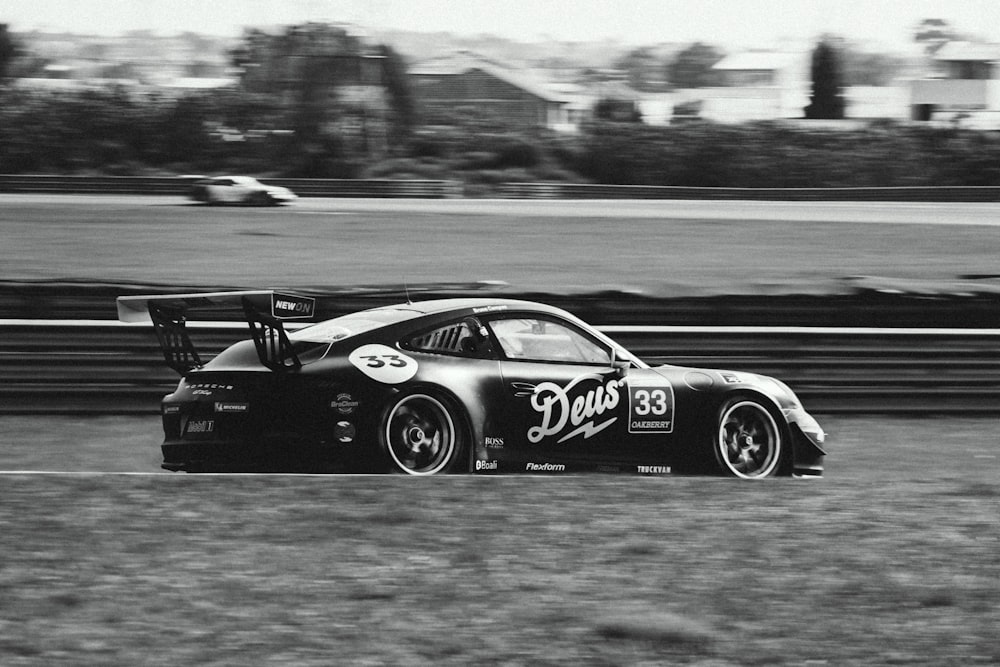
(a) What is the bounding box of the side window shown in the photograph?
[407,320,491,358]
[488,317,610,365]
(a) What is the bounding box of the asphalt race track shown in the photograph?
[4,194,1000,296]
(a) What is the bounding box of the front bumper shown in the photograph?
[784,408,827,477]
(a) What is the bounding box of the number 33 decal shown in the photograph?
[360,354,407,369]
[349,345,418,384]
[633,389,670,415]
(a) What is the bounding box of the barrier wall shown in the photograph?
[2,322,999,415]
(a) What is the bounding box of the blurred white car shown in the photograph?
[189,176,297,206]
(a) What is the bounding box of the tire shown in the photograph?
[381,392,467,475]
[714,397,784,478]
[249,192,271,206]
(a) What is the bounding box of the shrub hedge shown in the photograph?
[1,86,997,188]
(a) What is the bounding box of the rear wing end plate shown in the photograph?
[117,291,317,374]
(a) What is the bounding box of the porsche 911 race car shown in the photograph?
[188,176,297,206]
[117,292,826,477]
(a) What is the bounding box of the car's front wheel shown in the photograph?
[249,191,272,206]
[714,397,784,478]
[382,392,466,474]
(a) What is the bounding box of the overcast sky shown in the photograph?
[4,0,999,51]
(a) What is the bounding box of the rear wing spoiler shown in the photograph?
[116,291,317,374]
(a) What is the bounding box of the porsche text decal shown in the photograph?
[349,344,418,384]
[528,373,626,444]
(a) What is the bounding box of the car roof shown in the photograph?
[368,297,566,318]
[290,298,572,345]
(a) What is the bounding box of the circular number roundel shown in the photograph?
[349,344,418,384]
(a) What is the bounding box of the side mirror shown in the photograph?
[610,348,629,378]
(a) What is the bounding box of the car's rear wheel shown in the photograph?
[382,392,466,475]
[714,397,784,478]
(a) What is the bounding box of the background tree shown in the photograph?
[0,24,22,82]
[804,39,845,119]
[377,44,416,142]
[914,18,955,55]
[228,23,413,174]
[614,47,663,92]
[666,42,724,89]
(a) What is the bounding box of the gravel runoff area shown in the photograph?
[0,415,997,665]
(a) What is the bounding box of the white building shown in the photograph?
[702,51,810,122]
[910,41,1000,128]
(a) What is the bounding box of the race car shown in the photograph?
[117,292,826,477]
[188,176,297,206]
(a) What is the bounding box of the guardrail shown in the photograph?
[500,182,1000,201]
[2,321,999,415]
[2,175,1000,201]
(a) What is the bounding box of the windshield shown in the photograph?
[289,308,424,343]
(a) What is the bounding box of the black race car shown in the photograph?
[117,292,826,477]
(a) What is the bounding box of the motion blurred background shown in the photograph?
[2,0,1000,189]
[2,4,1000,665]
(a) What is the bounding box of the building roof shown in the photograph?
[713,51,798,71]
[410,50,568,103]
[933,41,1000,62]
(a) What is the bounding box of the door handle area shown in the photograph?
[510,382,536,398]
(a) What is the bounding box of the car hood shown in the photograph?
[652,364,801,410]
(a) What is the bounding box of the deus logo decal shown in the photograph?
[528,373,626,444]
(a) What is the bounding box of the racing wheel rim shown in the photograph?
[717,399,782,478]
[384,394,456,475]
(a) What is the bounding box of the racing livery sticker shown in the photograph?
[484,436,504,449]
[349,344,418,384]
[332,393,359,414]
[627,377,675,434]
[526,462,566,472]
[271,293,316,319]
[214,402,249,413]
[334,421,356,443]
[528,373,627,444]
